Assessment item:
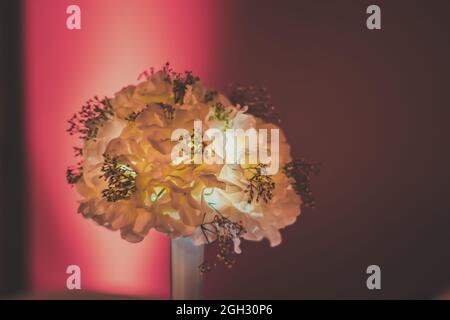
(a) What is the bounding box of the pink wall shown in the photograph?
[24,0,222,297]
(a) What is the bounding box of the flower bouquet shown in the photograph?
[66,63,319,299]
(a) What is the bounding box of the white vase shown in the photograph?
[170,238,204,300]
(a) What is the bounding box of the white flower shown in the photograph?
[69,67,303,250]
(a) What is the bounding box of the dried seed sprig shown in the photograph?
[160,103,175,120]
[283,158,320,208]
[204,90,218,103]
[172,71,199,104]
[67,96,113,140]
[73,147,83,157]
[100,154,137,202]
[125,102,175,123]
[199,207,246,273]
[66,147,84,185]
[153,62,200,104]
[213,102,231,121]
[66,165,83,185]
[229,83,280,124]
[140,62,200,105]
[245,164,275,204]
[125,110,142,123]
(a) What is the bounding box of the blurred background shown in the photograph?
[0,0,449,299]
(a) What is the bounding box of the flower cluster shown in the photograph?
[67,64,319,270]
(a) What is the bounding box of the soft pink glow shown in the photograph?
[25,0,221,297]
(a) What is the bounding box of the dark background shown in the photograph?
[1,0,450,299]
[204,0,450,299]
[0,1,28,298]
